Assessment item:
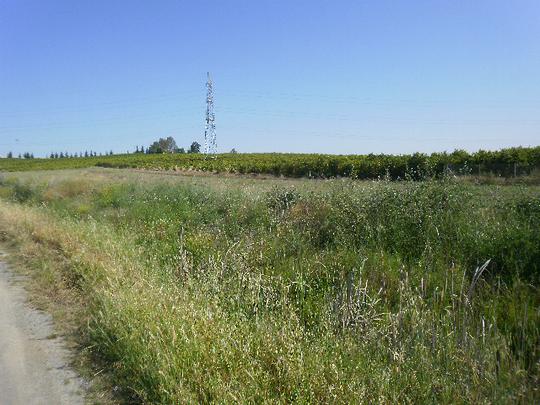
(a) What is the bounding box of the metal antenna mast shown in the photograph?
[204,72,217,154]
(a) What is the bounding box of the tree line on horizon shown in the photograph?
[6,151,35,159]
[3,137,202,159]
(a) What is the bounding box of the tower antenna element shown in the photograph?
[204,72,217,154]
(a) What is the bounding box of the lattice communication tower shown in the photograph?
[204,72,217,154]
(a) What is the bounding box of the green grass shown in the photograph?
[0,168,538,403]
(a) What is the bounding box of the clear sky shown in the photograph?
[1,0,539,157]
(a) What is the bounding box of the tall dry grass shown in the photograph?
[0,171,538,403]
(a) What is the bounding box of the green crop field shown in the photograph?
[1,145,540,179]
[0,166,538,403]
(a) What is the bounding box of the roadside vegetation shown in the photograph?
[0,168,538,403]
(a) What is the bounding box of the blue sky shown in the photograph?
[1,0,539,156]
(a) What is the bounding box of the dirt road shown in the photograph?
[0,255,85,405]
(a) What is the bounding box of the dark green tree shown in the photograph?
[148,142,163,153]
[148,137,178,154]
[189,141,201,154]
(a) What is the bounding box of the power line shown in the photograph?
[0,89,200,119]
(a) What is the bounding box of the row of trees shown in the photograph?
[4,137,203,159]
[49,151,113,159]
[5,151,114,159]
[6,152,34,159]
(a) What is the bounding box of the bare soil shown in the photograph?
[0,254,86,404]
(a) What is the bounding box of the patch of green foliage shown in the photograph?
[1,171,539,403]
[1,145,539,179]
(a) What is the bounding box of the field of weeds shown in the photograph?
[0,168,538,403]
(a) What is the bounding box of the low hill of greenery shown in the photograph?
[1,146,539,179]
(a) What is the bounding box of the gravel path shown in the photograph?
[0,255,86,405]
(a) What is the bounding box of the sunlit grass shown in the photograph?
[0,169,538,403]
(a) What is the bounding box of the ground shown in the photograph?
[0,254,85,404]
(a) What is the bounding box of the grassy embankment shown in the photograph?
[0,168,538,403]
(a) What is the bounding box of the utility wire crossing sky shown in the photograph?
[1,0,539,156]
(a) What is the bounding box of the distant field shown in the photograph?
[1,146,539,179]
[0,167,538,402]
